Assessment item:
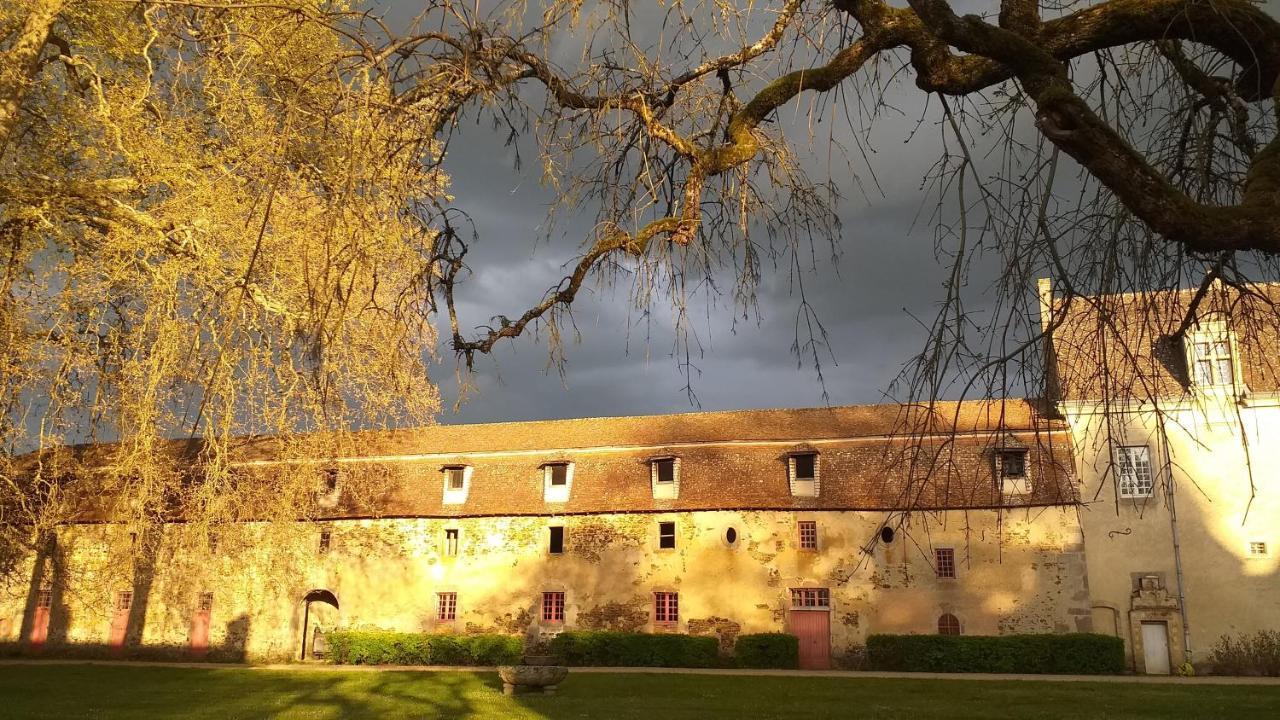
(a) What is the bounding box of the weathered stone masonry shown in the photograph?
[1,401,1091,667]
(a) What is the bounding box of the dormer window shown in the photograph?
[1186,318,1237,389]
[543,462,573,503]
[316,467,341,507]
[995,447,1030,498]
[650,456,680,499]
[998,450,1026,478]
[787,452,819,497]
[441,465,472,505]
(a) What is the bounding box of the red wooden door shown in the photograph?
[28,588,52,648]
[189,593,213,658]
[108,591,132,653]
[790,610,831,669]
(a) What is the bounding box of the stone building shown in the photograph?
[1,401,1087,668]
[5,278,1275,674]
[1040,278,1280,675]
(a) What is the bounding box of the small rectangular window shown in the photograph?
[935,548,957,579]
[444,467,466,491]
[654,592,679,624]
[793,453,816,481]
[789,588,830,608]
[198,592,214,613]
[999,450,1027,478]
[437,592,457,621]
[549,526,565,554]
[549,463,568,486]
[116,591,133,612]
[654,458,675,484]
[1250,541,1269,557]
[658,521,676,549]
[318,530,332,554]
[798,521,818,551]
[443,528,459,557]
[542,591,565,623]
[323,467,339,493]
[36,589,52,610]
[1115,445,1154,498]
[207,532,219,554]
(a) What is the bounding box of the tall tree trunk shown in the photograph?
[0,0,65,152]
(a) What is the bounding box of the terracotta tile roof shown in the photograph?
[41,400,1077,520]
[234,398,1062,460]
[255,399,1076,516]
[1044,279,1280,401]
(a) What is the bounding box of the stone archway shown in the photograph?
[300,589,339,661]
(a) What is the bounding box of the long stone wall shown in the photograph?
[0,507,1089,663]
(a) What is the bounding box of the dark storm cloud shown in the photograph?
[397,2,1008,424]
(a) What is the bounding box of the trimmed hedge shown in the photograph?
[325,631,521,666]
[866,633,1124,675]
[549,631,718,668]
[734,633,799,669]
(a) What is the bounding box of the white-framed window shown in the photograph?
[443,528,460,557]
[542,462,573,503]
[788,452,819,497]
[996,448,1030,496]
[1114,445,1154,499]
[789,587,830,608]
[1186,319,1237,388]
[441,465,472,505]
[650,456,680,499]
[1248,541,1269,557]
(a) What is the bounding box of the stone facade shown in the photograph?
[0,401,1090,666]
[1042,278,1280,674]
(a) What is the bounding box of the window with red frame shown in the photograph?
[789,588,830,608]
[437,592,457,621]
[654,592,679,624]
[798,521,818,550]
[935,548,957,578]
[542,592,565,623]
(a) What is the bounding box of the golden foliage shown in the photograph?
[1,1,446,570]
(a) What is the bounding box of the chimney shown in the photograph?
[1037,277,1054,335]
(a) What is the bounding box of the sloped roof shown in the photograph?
[232,398,1061,461]
[1045,279,1280,401]
[46,399,1076,520]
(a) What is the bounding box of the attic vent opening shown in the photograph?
[880,526,895,544]
[725,527,738,545]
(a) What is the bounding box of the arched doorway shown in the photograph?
[299,589,339,661]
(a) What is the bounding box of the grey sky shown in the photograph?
[412,2,1019,424]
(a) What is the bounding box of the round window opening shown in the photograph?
[880,526,895,544]
[725,527,738,545]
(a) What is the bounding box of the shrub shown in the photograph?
[734,633,799,669]
[1209,631,1280,676]
[325,631,520,666]
[866,633,1124,675]
[549,631,718,667]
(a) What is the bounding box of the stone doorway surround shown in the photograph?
[1127,586,1183,675]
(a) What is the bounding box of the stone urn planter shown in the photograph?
[497,657,569,695]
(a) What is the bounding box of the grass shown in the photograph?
[0,663,1277,719]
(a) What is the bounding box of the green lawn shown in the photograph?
[0,664,1277,719]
